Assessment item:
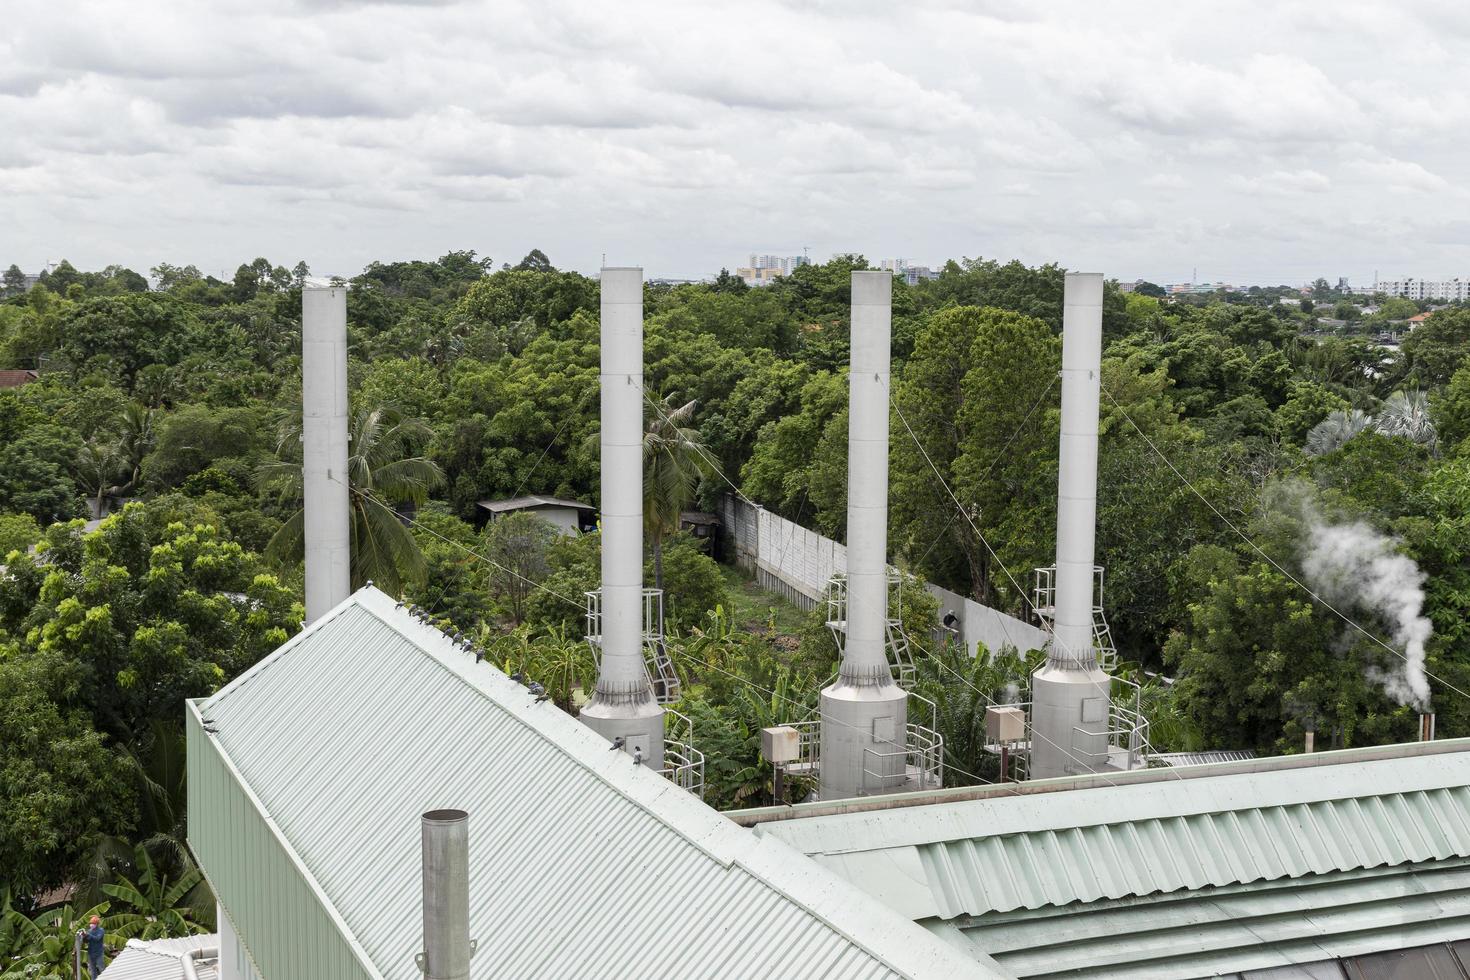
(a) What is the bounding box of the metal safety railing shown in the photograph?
[584,588,681,703]
[661,707,705,798]
[824,571,917,689]
[985,685,1153,780]
[1032,564,1117,671]
[1070,703,1151,772]
[859,723,944,795]
[779,711,943,796]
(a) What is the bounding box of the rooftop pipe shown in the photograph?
[419,809,472,980]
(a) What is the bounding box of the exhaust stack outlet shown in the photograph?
[1029,273,1110,779]
[818,270,908,800]
[302,286,351,625]
[419,809,472,980]
[579,267,664,769]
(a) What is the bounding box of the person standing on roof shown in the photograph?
[82,915,106,976]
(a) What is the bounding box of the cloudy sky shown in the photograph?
[3,0,1467,285]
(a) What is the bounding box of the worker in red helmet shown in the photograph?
[82,915,106,976]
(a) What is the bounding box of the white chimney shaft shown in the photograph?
[579,268,664,768]
[1053,272,1104,666]
[597,268,644,693]
[844,271,892,677]
[302,286,351,624]
[1029,272,1110,780]
[818,270,908,800]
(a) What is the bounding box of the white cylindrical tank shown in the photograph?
[819,270,908,800]
[579,268,664,769]
[302,286,351,625]
[1030,272,1110,779]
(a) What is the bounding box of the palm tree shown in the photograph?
[1304,408,1371,456]
[75,722,212,920]
[1374,389,1436,448]
[101,845,208,941]
[642,395,712,594]
[262,405,444,597]
[111,403,156,498]
[74,437,121,519]
[911,640,1030,786]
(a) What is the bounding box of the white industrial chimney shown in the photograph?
[302,286,351,625]
[818,270,908,800]
[580,268,664,769]
[1029,272,1110,779]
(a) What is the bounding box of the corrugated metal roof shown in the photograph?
[757,748,1470,922]
[951,860,1470,980]
[99,935,218,980]
[915,786,1470,917]
[1153,750,1257,767]
[193,587,993,980]
[476,494,591,512]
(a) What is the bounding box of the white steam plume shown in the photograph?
[1299,515,1433,710]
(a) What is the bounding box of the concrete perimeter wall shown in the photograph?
[719,495,1048,657]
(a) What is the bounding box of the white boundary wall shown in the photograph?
[720,495,1047,657]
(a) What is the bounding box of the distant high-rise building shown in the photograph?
[1374,277,1470,301]
[1163,281,1232,295]
[737,253,808,285]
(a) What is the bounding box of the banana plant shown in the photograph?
[101,845,207,941]
[14,902,110,979]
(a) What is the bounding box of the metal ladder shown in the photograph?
[585,588,682,704]
[825,571,917,690]
[645,637,681,703]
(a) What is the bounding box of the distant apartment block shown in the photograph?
[737,253,809,286]
[736,266,786,286]
[1164,281,1233,295]
[1375,277,1470,301]
[877,259,938,285]
[2,269,42,294]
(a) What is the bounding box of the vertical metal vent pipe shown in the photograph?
[1030,272,1111,779]
[579,267,664,768]
[302,286,351,624]
[420,809,471,980]
[818,270,908,800]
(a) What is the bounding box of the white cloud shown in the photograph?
[0,0,1467,284]
[1228,169,1333,195]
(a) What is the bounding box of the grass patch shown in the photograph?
[717,564,809,641]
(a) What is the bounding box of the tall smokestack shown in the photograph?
[580,268,664,769]
[819,270,908,800]
[302,286,351,625]
[1030,272,1110,779]
[420,809,471,980]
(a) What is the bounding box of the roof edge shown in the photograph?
[186,699,386,980]
[731,736,1470,827]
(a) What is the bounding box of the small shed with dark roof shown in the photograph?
[474,494,595,534]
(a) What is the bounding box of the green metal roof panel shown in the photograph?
[950,860,1470,979]
[189,587,995,980]
[912,789,1470,917]
[759,749,1470,922]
